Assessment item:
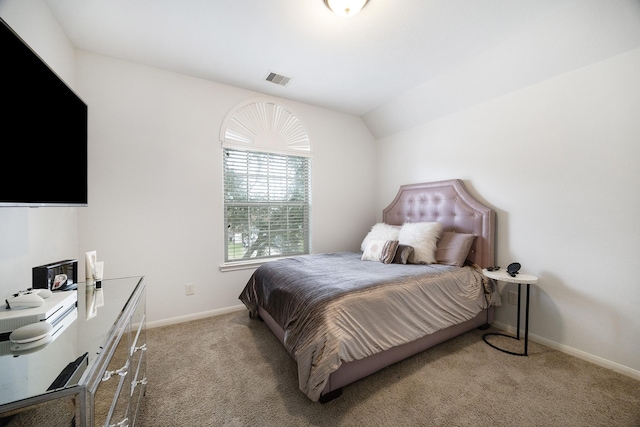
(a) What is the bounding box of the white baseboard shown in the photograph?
[146,304,246,329]
[491,321,640,381]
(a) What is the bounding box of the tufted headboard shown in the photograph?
[382,179,495,268]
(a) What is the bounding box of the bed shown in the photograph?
[239,179,497,402]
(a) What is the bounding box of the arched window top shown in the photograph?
[220,98,311,157]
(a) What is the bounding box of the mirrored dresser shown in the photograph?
[0,276,146,427]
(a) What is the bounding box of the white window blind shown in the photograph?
[223,148,310,262]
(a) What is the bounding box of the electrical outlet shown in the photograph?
[185,283,195,296]
[508,290,518,305]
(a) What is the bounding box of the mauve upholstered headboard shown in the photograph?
[382,179,495,268]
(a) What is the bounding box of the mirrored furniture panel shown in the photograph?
[0,276,146,427]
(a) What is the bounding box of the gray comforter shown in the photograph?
[239,252,493,401]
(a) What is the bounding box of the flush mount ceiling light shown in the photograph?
[324,0,369,17]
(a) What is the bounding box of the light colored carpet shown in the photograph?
[138,311,640,427]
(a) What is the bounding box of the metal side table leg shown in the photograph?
[482,281,531,356]
[481,268,538,357]
[524,283,530,356]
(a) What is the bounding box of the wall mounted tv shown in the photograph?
[0,17,88,207]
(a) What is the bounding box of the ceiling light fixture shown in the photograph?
[324,0,369,17]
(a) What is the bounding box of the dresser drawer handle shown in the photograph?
[102,364,128,382]
[133,343,147,353]
[108,417,129,427]
[132,377,148,389]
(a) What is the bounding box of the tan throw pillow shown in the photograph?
[361,240,385,262]
[361,239,399,264]
[436,232,476,267]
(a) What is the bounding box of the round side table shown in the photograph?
[482,268,538,356]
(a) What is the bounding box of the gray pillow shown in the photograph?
[392,244,414,264]
[436,232,475,267]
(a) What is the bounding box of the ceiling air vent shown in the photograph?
[265,72,292,87]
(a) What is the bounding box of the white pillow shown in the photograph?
[398,222,443,264]
[360,223,400,252]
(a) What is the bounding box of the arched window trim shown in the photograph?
[220,98,312,157]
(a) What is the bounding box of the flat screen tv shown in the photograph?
[0,17,88,207]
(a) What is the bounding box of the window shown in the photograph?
[220,99,312,265]
[224,148,310,261]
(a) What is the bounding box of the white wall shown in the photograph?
[0,0,81,297]
[75,52,377,326]
[376,48,640,377]
[363,0,640,140]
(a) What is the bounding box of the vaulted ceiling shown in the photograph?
[45,0,640,137]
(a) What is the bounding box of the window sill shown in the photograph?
[219,257,292,272]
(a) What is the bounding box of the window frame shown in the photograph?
[222,147,311,267]
[219,99,312,271]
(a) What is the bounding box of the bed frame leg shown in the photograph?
[319,388,342,403]
[477,323,490,330]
